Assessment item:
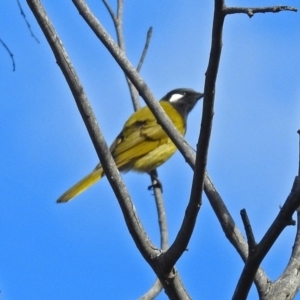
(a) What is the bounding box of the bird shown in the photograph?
[57,88,203,203]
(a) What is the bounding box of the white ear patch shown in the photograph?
[169,93,184,103]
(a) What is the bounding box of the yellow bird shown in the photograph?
[57,88,203,203]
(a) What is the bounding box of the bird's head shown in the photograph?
[161,88,204,120]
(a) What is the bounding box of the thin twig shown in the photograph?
[137,27,153,73]
[224,6,297,18]
[240,209,257,254]
[17,0,40,43]
[102,0,115,21]
[0,38,15,71]
[149,170,168,251]
[102,0,140,110]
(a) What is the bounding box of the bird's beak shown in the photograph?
[196,92,204,101]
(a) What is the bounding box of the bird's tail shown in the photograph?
[57,167,104,203]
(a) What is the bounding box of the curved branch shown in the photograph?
[0,38,15,71]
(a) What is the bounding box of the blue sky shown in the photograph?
[1,0,300,299]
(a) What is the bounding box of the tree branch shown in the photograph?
[26,0,158,265]
[240,209,257,253]
[233,176,300,300]
[224,5,297,18]
[158,0,225,274]
[0,38,15,71]
[17,0,40,43]
[102,0,140,110]
[136,27,153,73]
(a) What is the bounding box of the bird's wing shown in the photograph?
[110,106,169,169]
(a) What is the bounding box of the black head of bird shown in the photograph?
[57,88,203,203]
[162,88,203,120]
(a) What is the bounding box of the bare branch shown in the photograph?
[102,0,140,110]
[102,0,115,21]
[240,209,257,253]
[26,0,158,264]
[158,0,225,274]
[224,6,297,18]
[137,27,153,73]
[17,0,40,43]
[262,211,300,299]
[149,170,168,251]
[0,38,15,71]
[233,177,300,300]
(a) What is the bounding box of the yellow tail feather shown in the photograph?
[57,167,103,203]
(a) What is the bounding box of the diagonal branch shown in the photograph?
[204,172,270,297]
[17,0,40,42]
[26,0,158,265]
[136,27,153,73]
